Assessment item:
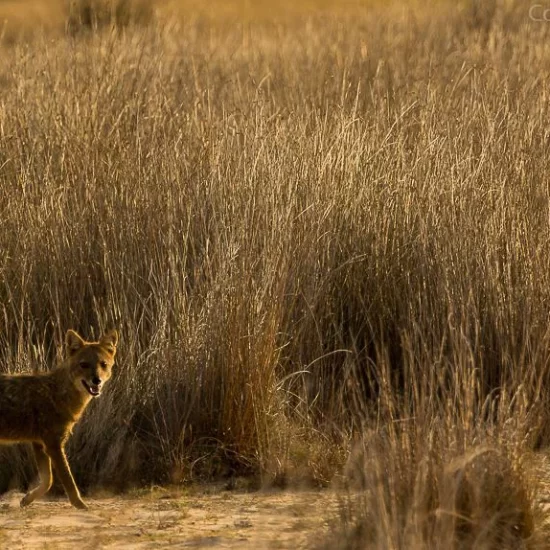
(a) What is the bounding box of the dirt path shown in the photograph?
[0,487,338,549]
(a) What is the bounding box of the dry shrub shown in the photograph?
[66,0,155,31]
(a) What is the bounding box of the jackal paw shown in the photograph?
[72,499,89,510]
[20,494,33,508]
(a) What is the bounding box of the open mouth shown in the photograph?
[82,380,101,397]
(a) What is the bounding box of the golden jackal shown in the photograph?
[0,329,118,509]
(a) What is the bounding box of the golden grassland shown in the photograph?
[1,0,550,547]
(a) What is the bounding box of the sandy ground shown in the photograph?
[3,450,550,549]
[0,486,339,549]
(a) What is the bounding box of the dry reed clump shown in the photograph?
[0,0,549,541]
[323,432,538,549]
[322,371,546,548]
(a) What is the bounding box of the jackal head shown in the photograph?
[66,329,118,398]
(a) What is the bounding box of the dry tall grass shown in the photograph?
[0,0,550,545]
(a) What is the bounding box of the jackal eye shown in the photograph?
[79,362,91,370]
[100,361,107,369]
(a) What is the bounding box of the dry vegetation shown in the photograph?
[0,0,550,547]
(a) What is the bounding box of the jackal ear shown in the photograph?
[66,330,85,355]
[99,329,118,354]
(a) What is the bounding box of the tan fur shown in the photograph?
[0,329,118,509]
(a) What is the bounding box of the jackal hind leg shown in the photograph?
[20,443,53,508]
